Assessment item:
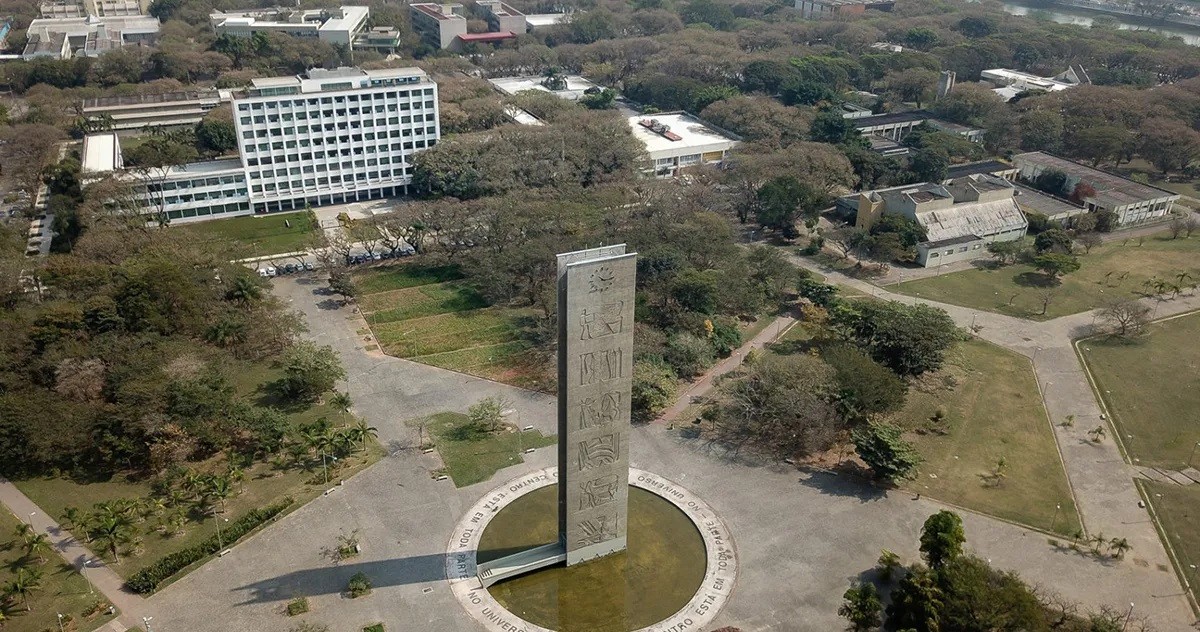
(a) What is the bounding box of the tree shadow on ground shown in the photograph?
[1014,271,1058,288]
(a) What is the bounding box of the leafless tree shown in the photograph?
[1076,232,1102,254]
[1038,289,1058,316]
[325,230,355,264]
[1184,214,1199,237]
[1098,299,1151,338]
[825,225,865,259]
[347,222,383,257]
[1169,216,1187,239]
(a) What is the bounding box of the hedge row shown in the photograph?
[126,497,295,594]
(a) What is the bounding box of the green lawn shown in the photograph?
[894,233,1200,319]
[890,339,1082,536]
[1140,481,1200,603]
[0,508,117,632]
[173,211,318,256]
[355,264,550,390]
[1080,313,1200,468]
[411,412,555,487]
[14,360,383,582]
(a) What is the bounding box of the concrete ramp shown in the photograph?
[477,543,565,587]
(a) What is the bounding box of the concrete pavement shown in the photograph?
[0,479,144,629]
[125,273,1196,631]
[787,250,1200,622]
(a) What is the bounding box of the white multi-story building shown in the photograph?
[82,66,440,224]
[232,66,439,214]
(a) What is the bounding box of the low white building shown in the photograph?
[82,89,229,132]
[980,65,1090,102]
[488,74,602,101]
[627,113,740,177]
[210,6,370,48]
[81,132,251,223]
[22,13,158,59]
[1012,152,1178,226]
[848,174,1028,267]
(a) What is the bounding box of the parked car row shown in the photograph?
[345,247,415,265]
[258,261,315,277]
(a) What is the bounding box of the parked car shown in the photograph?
[371,252,382,261]
[303,261,315,271]
[283,263,298,274]
[265,266,277,277]
[258,268,271,278]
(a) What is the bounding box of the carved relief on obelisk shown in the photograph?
[556,246,636,565]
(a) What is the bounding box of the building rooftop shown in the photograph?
[158,158,244,177]
[525,13,568,27]
[81,132,120,174]
[1012,184,1085,220]
[320,5,368,33]
[411,3,464,21]
[488,75,601,101]
[478,0,523,17]
[851,110,929,128]
[627,112,741,155]
[83,89,220,109]
[456,31,516,42]
[916,197,1026,244]
[1013,152,1180,209]
[944,159,1015,180]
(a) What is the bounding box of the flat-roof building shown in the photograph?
[852,110,984,143]
[82,89,228,132]
[210,6,370,48]
[628,113,740,177]
[410,3,467,49]
[525,13,569,29]
[82,66,440,224]
[477,0,525,35]
[22,14,158,59]
[796,0,894,18]
[980,66,1090,102]
[845,174,1028,267]
[1012,152,1178,226]
[40,0,148,18]
[488,74,601,101]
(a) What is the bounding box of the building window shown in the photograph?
[944,250,954,255]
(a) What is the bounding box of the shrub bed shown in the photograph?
[127,497,294,593]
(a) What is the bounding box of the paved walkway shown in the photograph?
[126,274,1196,631]
[0,479,144,629]
[653,316,795,425]
[787,250,1200,620]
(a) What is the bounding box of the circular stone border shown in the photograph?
[445,467,737,632]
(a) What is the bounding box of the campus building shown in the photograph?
[410,2,519,49]
[1012,152,1179,226]
[209,6,380,49]
[628,113,741,177]
[796,0,895,18]
[852,110,985,143]
[980,65,1090,101]
[842,174,1028,267]
[39,0,148,18]
[22,13,158,59]
[82,66,440,223]
[82,89,229,132]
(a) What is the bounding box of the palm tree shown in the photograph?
[206,475,234,514]
[226,275,263,307]
[13,523,32,540]
[351,420,378,452]
[24,532,51,565]
[61,507,82,530]
[227,464,246,493]
[330,391,352,425]
[90,516,134,564]
[3,568,44,611]
[1109,537,1132,559]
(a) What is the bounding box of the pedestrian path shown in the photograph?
[653,316,795,425]
[0,479,144,629]
[1135,465,1200,486]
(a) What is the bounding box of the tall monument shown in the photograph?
[556,245,636,565]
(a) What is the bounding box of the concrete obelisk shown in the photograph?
[556,245,636,565]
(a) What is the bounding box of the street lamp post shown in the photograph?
[1051,504,1061,533]
[1189,441,1199,468]
[57,612,65,632]
[1122,602,1134,631]
[81,559,96,596]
